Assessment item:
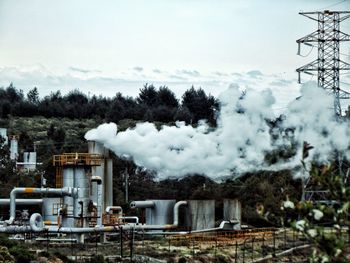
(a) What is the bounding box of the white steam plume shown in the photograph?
[85,83,350,179]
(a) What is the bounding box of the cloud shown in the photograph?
[247,70,263,78]
[0,64,302,112]
[176,69,201,77]
[133,66,143,72]
[169,74,188,81]
[213,71,229,77]
[269,79,293,87]
[153,69,162,74]
[69,67,91,73]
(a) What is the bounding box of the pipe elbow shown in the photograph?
[30,213,44,232]
[173,201,187,226]
[105,206,123,215]
[91,176,102,185]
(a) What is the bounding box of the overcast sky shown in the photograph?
[0,0,349,111]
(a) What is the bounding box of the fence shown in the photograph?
[10,227,350,262]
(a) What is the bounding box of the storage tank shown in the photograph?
[223,199,241,222]
[42,197,62,223]
[73,167,90,227]
[185,200,215,230]
[223,199,241,230]
[0,128,8,145]
[88,141,113,211]
[62,167,74,227]
[144,200,176,225]
[23,152,37,170]
[9,135,18,160]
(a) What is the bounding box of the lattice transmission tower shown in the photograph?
[297,10,350,202]
[296,10,350,116]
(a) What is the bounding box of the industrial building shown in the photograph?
[0,129,241,244]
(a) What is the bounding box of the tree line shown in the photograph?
[0,83,217,125]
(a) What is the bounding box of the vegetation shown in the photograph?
[0,83,217,125]
[0,234,34,263]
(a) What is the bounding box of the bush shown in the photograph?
[53,251,74,263]
[85,254,105,263]
[0,234,17,249]
[8,246,34,263]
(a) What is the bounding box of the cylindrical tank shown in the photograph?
[88,141,113,211]
[10,136,18,160]
[0,128,8,145]
[185,200,215,231]
[91,176,103,225]
[62,167,74,227]
[23,152,37,170]
[223,199,241,222]
[73,167,90,227]
[105,159,113,208]
[42,197,61,223]
[145,200,176,225]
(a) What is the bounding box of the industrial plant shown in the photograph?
[0,5,350,263]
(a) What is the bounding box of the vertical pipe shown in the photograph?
[105,159,113,208]
[120,227,123,258]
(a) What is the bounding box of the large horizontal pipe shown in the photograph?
[6,187,78,225]
[0,225,33,233]
[46,224,177,233]
[130,200,155,209]
[0,199,43,205]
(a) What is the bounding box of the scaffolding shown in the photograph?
[53,153,102,188]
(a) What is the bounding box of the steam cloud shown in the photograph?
[85,83,350,179]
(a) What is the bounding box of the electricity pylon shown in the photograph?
[297,10,350,202]
[296,10,350,116]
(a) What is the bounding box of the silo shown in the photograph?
[185,200,215,230]
[223,199,241,223]
[145,200,176,225]
[23,152,37,170]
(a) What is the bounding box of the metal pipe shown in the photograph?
[121,216,139,224]
[6,187,77,225]
[91,176,102,184]
[130,200,155,209]
[173,201,187,226]
[0,199,43,205]
[30,213,44,232]
[35,238,77,242]
[0,225,32,233]
[106,206,123,215]
[47,224,175,233]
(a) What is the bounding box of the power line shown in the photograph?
[317,0,348,11]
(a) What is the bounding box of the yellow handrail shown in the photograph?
[53,153,102,166]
